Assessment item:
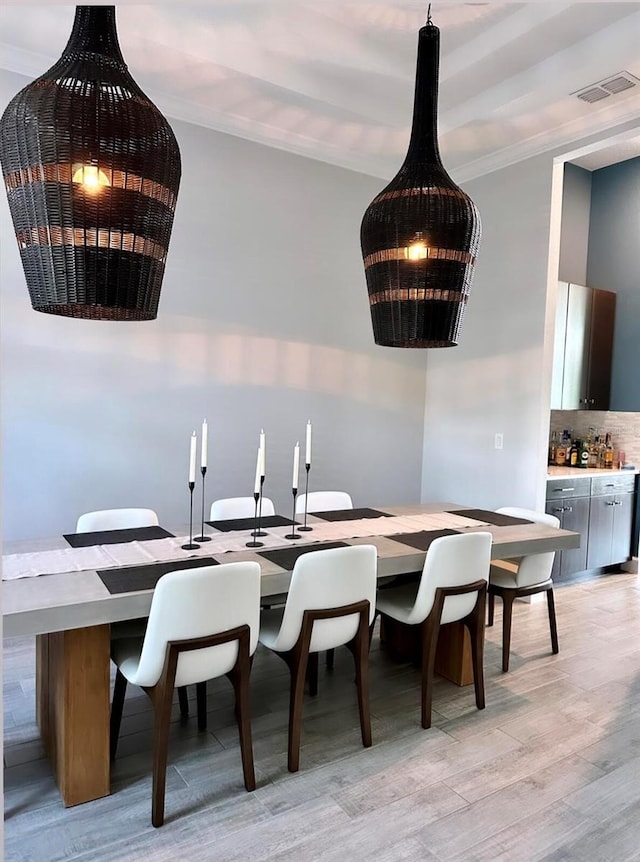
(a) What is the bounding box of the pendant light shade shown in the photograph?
[361,16,481,347]
[0,6,181,320]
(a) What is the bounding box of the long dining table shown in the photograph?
[2,502,580,807]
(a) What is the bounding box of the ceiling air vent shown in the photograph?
[573,71,640,105]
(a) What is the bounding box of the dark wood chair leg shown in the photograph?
[466,587,486,711]
[546,587,559,654]
[228,644,256,792]
[150,681,174,828]
[325,648,335,670]
[196,682,207,731]
[307,652,319,696]
[420,615,441,730]
[177,685,189,720]
[501,591,515,672]
[110,668,127,762]
[288,652,309,773]
[487,591,495,627]
[352,617,372,747]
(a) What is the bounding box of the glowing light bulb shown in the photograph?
[405,242,428,261]
[72,164,110,191]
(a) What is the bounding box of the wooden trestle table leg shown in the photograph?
[36,624,111,806]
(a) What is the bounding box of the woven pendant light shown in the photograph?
[361,9,481,347]
[0,6,181,320]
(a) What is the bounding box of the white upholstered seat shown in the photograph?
[110,562,261,827]
[76,507,159,532]
[259,544,377,772]
[488,507,560,672]
[376,531,492,728]
[210,496,275,520]
[295,490,353,514]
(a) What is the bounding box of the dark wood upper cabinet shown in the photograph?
[551,282,616,410]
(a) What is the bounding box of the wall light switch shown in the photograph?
[494,433,504,450]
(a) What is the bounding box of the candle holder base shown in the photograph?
[285,531,301,540]
[245,539,264,548]
[252,530,268,537]
[181,542,201,550]
[194,535,211,543]
[298,525,313,532]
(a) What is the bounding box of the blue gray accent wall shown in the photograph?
[587,157,640,412]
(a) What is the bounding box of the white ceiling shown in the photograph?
[1,2,639,181]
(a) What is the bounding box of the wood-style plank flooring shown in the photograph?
[4,571,640,861]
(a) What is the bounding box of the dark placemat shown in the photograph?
[386,529,460,551]
[64,525,174,548]
[310,508,390,522]
[206,515,295,532]
[446,509,533,527]
[97,557,219,595]
[258,541,350,570]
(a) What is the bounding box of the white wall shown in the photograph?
[1,70,428,542]
[559,163,592,285]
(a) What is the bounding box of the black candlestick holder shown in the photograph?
[252,475,268,537]
[298,462,313,532]
[246,492,264,548]
[181,481,201,550]
[194,465,211,543]
[285,488,301,540]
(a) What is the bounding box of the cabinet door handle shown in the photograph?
[605,501,615,506]
[553,507,564,513]
[553,488,575,492]
[604,484,615,487]
[615,500,623,506]
[564,506,573,513]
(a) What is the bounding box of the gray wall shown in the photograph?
[420,154,554,510]
[419,120,640,512]
[587,157,640,412]
[1,69,427,542]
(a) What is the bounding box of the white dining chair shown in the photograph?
[488,507,560,672]
[376,531,492,729]
[210,496,276,520]
[110,561,261,827]
[295,490,353,514]
[76,507,159,533]
[259,544,377,773]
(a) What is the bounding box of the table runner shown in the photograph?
[388,529,459,551]
[206,515,295,532]
[2,510,492,581]
[258,542,350,570]
[446,509,532,527]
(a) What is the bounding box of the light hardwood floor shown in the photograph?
[4,571,640,862]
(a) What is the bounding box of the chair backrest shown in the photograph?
[76,508,159,533]
[134,562,261,688]
[272,545,377,652]
[210,496,276,520]
[406,532,493,626]
[295,491,353,514]
[496,507,560,588]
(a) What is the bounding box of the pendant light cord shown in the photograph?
[426,4,432,24]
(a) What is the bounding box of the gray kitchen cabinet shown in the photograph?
[546,477,591,577]
[551,282,616,410]
[587,474,635,569]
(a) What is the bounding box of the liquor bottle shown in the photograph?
[548,431,557,466]
[604,433,614,469]
[569,441,579,467]
[589,434,599,468]
[579,438,590,469]
[555,438,567,467]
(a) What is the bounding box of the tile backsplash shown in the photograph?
[550,411,640,466]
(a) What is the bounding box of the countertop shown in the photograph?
[547,466,639,479]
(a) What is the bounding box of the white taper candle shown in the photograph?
[188,431,197,484]
[259,428,266,477]
[292,442,300,490]
[305,419,312,465]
